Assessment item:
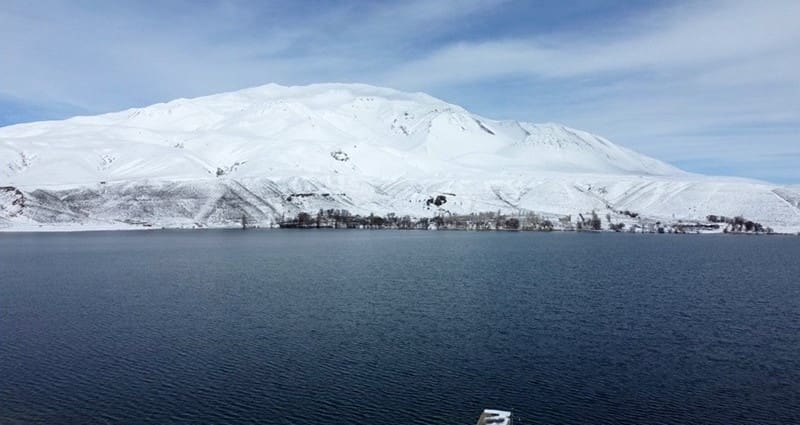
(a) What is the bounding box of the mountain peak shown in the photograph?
[1,82,679,187]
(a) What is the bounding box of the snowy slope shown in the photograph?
[1,83,798,232]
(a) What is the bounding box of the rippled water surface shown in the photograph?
[2,230,799,424]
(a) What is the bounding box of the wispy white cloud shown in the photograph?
[382,1,800,85]
[0,0,506,108]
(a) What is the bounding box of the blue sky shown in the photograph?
[1,0,798,183]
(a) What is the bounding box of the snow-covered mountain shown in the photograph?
[1,83,799,232]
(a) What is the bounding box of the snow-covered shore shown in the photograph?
[2,83,798,233]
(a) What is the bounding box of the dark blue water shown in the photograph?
[1,230,799,424]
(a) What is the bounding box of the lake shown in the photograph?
[1,230,799,424]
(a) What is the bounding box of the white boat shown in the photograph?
[476,409,512,425]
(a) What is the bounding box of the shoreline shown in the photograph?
[2,224,797,236]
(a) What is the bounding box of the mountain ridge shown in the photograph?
[1,83,798,233]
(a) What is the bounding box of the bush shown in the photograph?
[609,222,625,232]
